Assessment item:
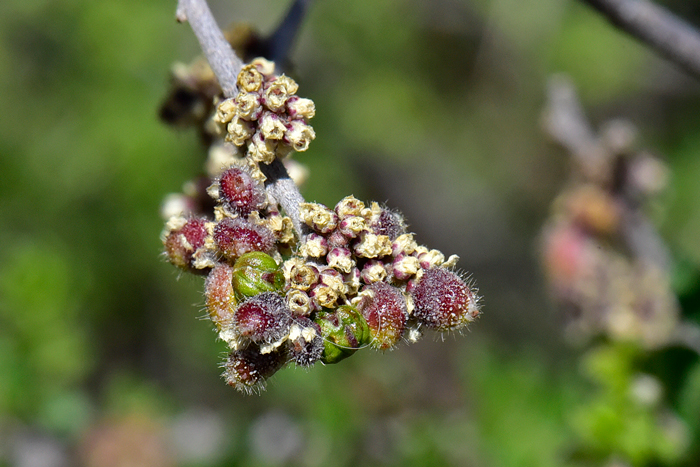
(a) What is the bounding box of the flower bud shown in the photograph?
[215,97,237,124]
[299,233,328,258]
[338,216,366,238]
[309,284,338,309]
[327,247,354,273]
[259,111,287,140]
[335,196,365,218]
[314,306,370,364]
[204,262,236,331]
[411,267,480,332]
[418,249,445,269]
[360,260,387,284]
[217,166,266,217]
[344,267,361,295]
[226,116,255,146]
[213,217,275,260]
[237,64,264,92]
[235,91,262,121]
[223,347,287,394]
[234,292,292,344]
[284,120,315,152]
[231,252,284,301]
[289,263,320,290]
[163,216,210,271]
[286,96,316,119]
[247,132,277,164]
[392,254,420,281]
[354,232,392,259]
[358,282,408,350]
[287,289,313,316]
[392,233,418,257]
[288,318,323,367]
[299,203,338,234]
[264,75,298,112]
[327,229,349,248]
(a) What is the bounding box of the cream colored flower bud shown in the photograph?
[354,232,392,258]
[299,203,338,233]
[264,75,298,112]
[283,257,305,282]
[418,249,445,269]
[310,285,338,308]
[251,57,275,76]
[235,91,261,121]
[287,289,313,316]
[259,112,287,140]
[392,233,418,257]
[237,64,263,93]
[215,97,238,124]
[392,255,420,281]
[226,116,255,146]
[299,233,328,258]
[267,214,295,244]
[360,260,387,284]
[320,269,347,295]
[335,196,365,218]
[286,96,316,119]
[285,120,315,152]
[247,134,277,165]
[344,268,361,295]
[327,247,354,274]
[338,216,366,238]
[289,263,320,290]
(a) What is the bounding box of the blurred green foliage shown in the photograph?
[1,0,700,466]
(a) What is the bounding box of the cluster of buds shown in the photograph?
[161,60,481,393]
[214,58,315,165]
[541,86,678,349]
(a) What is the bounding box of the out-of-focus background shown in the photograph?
[2,0,700,466]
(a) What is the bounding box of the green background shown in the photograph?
[1,0,700,466]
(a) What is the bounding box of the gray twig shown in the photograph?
[176,0,243,98]
[176,0,309,240]
[580,0,700,78]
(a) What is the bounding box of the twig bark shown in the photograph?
[176,0,308,240]
[579,0,700,79]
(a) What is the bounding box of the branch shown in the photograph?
[176,0,309,240]
[579,0,700,78]
[176,0,244,97]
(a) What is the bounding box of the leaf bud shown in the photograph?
[231,252,284,301]
[314,305,370,364]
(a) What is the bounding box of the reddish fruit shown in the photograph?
[163,217,209,271]
[204,262,236,330]
[411,268,479,332]
[213,217,275,260]
[359,282,408,350]
[218,167,266,216]
[223,347,287,394]
[234,292,291,344]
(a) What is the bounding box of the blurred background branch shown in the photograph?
[580,0,700,78]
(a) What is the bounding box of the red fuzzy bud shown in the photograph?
[288,317,324,367]
[234,292,292,344]
[371,208,406,241]
[223,347,287,394]
[214,217,275,260]
[204,263,236,331]
[411,268,480,332]
[359,282,408,350]
[217,167,266,216]
[163,217,209,271]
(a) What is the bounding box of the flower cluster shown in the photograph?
[214,58,315,165]
[161,61,481,393]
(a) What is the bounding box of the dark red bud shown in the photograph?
[359,282,408,350]
[411,268,480,332]
[234,292,292,344]
[214,217,275,260]
[218,167,266,216]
